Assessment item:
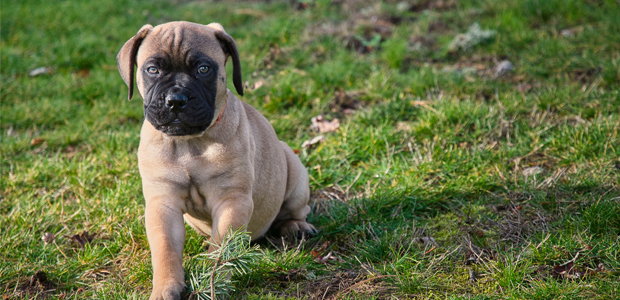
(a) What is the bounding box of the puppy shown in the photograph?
[117,21,316,300]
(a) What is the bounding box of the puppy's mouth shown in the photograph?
[152,115,210,136]
[143,88,215,136]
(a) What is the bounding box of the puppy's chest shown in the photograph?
[171,143,243,219]
[174,149,224,217]
[185,180,211,218]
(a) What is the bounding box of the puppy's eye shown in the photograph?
[147,67,159,74]
[197,66,210,74]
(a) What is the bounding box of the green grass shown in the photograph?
[2,0,619,299]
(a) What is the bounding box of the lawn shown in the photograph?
[1,0,619,299]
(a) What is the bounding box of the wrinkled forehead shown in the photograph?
[136,22,226,67]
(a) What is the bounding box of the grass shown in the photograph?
[2,0,619,298]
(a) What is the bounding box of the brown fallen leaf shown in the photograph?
[553,262,605,279]
[76,68,90,78]
[310,115,339,133]
[63,145,79,158]
[31,138,45,146]
[67,231,96,249]
[42,232,55,244]
[330,90,363,114]
[311,241,330,259]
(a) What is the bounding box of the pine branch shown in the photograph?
[186,228,261,300]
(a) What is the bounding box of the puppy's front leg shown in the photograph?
[208,193,254,253]
[145,198,186,300]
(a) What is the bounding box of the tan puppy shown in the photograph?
[117,21,316,300]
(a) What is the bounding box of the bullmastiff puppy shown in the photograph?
[117,21,316,300]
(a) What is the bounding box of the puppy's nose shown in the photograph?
[165,93,188,112]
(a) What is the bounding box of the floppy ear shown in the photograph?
[208,23,244,96]
[117,24,153,100]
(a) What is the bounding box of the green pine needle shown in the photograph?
[186,229,262,300]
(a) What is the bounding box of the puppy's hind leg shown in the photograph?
[273,141,317,240]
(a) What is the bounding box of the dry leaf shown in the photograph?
[76,69,90,78]
[251,80,264,90]
[310,115,340,133]
[331,90,363,114]
[30,138,45,146]
[522,166,544,177]
[552,262,605,279]
[245,80,265,92]
[316,251,343,263]
[63,145,79,158]
[411,100,438,112]
[42,232,55,244]
[516,83,532,93]
[67,231,96,249]
[301,135,325,149]
[311,241,330,259]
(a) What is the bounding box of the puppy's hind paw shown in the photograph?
[279,220,318,241]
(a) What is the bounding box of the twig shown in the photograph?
[424,246,436,255]
[210,248,220,300]
[321,286,330,300]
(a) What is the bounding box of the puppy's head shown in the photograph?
[117,21,243,136]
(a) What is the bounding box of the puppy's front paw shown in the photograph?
[279,220,318,240]
[149,280,186,300]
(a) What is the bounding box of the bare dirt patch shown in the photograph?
[4,271,60,300]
